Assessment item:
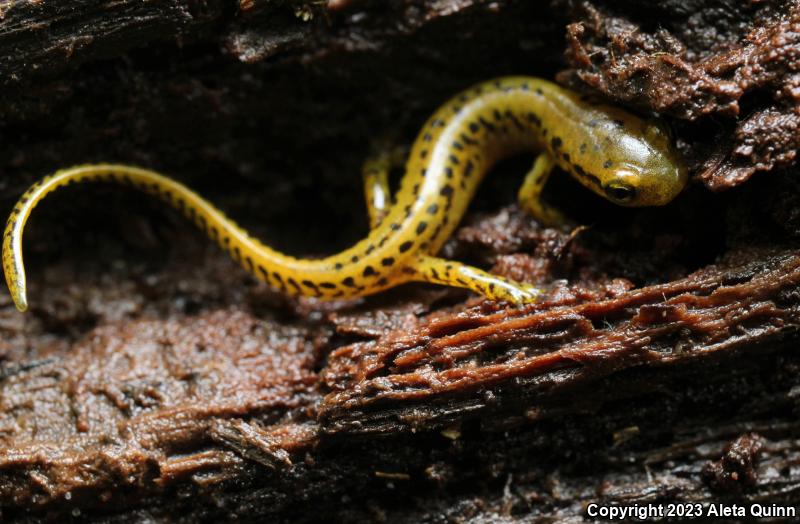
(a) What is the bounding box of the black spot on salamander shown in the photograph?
[551,137,562,150]
[459,93,469,102]
[420,149,428,159]
[232,246,241,262]
[562,153,570,162]
[505,110,524,130]
[302,280,317,290]
[351,255,359,263]
[365,244,375,255]
[583,171,602,187]
[399,241,413,253]
[335,262,343,270]
[319,282,336,289]
[464,160,474,178]
[390,223,401,231]
[431,268,439,280]
[479,116,496,132]
[574,164,587,176]
[593,144,601,152]
[440,185,454,198]
[244,257,254,273]
[363,266,377,277]
[377,277,388,286]
[342,277,356,287]
[445,167,453,179]
[493,109,503,121]
[456,278,469,286]
[449,154,460,165]
[288,278,301,292]
[603,160,613,169]
[402,267,416,275]
[420,168,427,177]
[432,118,445,128]
[579,143,588,154]
[542,128,548,137]
[412,184,420,195]
[452,141,464,151]
[378,236,389,247]
[460,132,477,146]
[427,203,439,215]
[416,222,428,234]
[536,87,543,95]
[257,265,269,278]
[272,272,284,284]
[381,257,395,267]
[469,122,480,133]
[521,82,530,90]
[423,133,432,142]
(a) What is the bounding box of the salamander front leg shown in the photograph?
[410,255,541,304]
[362,145,407,229]
[517,152,568,227]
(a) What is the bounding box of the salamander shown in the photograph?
[2,76,687,311]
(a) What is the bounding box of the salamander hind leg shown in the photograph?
[362,145,408,229]
[517,152,568,227]
[410,255,541,304]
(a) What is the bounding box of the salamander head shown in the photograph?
[590,117,687,207]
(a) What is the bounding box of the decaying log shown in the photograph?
[321,248,800,434]
[0,0,798,521]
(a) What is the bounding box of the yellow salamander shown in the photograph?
[2,77,687,311]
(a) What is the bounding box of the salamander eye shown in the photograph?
[604,183,637,203]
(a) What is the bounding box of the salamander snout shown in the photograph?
[599,121,688,207]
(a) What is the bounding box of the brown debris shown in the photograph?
[702,433,765,493]
[702,107,800,190]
